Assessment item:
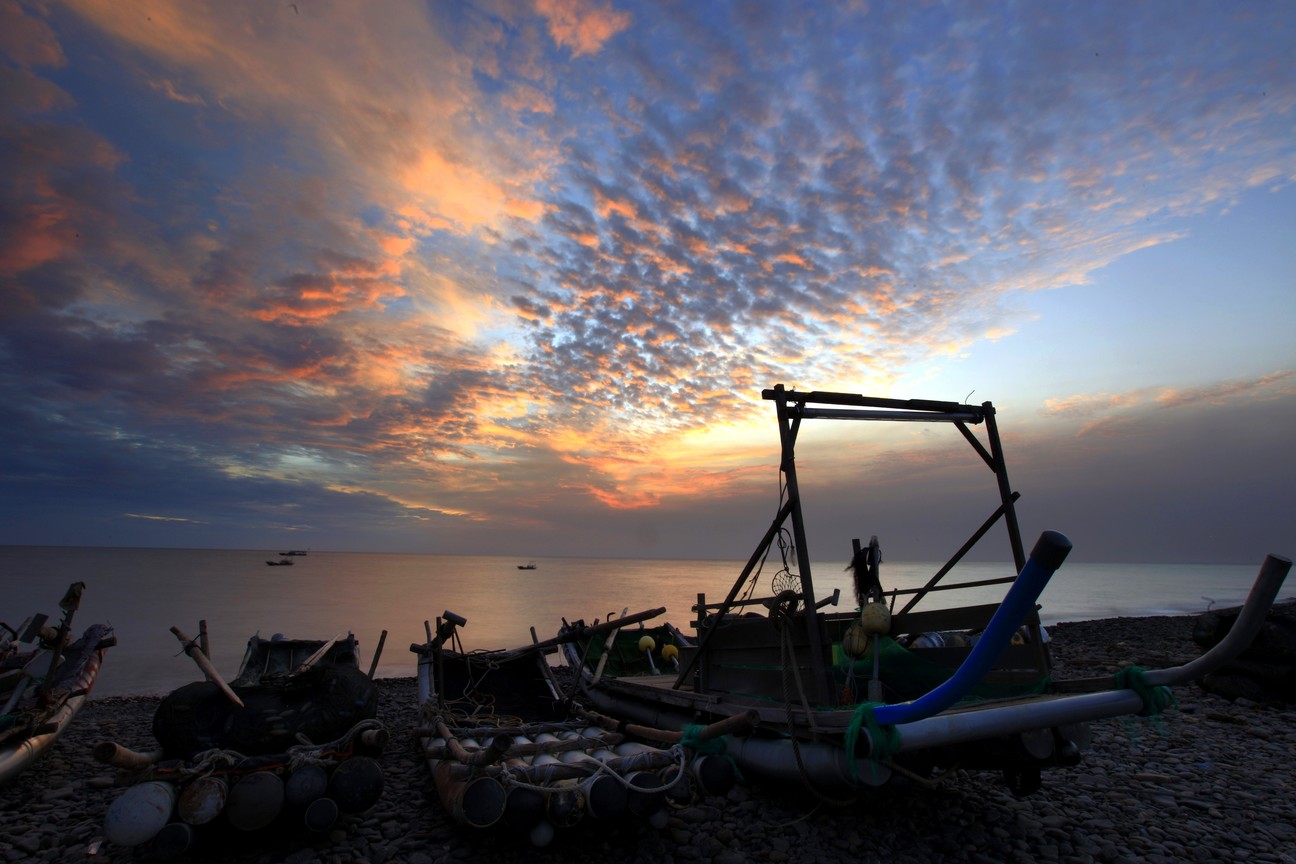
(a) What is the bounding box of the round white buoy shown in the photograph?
[304,797,339,832]
[546,784,585,828]
[503,786,545,830]
[104,781,177,847]
[691,754,736,796]
[225,771,284,831]
[151,822,194,860]
[625,770,664,817]
[582,773,628,818]
[177,776,227,825]
[284,765,330,808]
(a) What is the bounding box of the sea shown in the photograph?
[3,546,1291,699]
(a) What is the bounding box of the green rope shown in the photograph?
[679,724,729,756]
[843,702,902,785]
[1115,665,1178,717]
[679,725,743,780]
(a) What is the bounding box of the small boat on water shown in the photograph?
[96,627,389,854]
[517,561,537,570]
[557,385,1292,797]
[0,582,115,785]
[266,558,294,566]
[411,611,742,846]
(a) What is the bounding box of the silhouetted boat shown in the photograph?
[96,629,388,852]
[517,561,537,570]
[0,582,115,785]
[555,385,1291,796]
[411,610,737,845]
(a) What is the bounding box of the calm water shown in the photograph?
[2,546,1290,698]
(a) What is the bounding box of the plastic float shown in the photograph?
[96,627,388,856]
[412,610,753,846]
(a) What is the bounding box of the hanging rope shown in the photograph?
[842,701,901,785]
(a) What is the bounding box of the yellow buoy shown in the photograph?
[637,635,656,653]
[860,601,891,635]
[841,620,871,659]
[661,644,679,661]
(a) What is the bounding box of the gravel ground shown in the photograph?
[2,613,1293,864]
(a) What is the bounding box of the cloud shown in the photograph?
[1043,372,1295,439]
[0,1,65,69]
[2,2,1293,558]
[1154,371,1295,409]
[534,0,631,56]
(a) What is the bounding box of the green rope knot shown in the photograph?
[1115,665,1177,717]
[679,724,743,780]
[679,724,729,756]
[843,701,902,785]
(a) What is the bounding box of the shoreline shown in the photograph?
[3,611,1294,863]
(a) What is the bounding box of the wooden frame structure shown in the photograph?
[674,384,1029,704]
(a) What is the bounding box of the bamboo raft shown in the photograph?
[412,611,754,846]
[1,582,115,785]
[96,626,388,856]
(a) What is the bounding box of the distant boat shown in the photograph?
[266,558,294,566]
[278,550,309,556]
[517,561,537,570]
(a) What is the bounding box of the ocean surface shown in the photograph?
[3,546,1291,699]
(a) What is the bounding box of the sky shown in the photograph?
[1,0,1293,566]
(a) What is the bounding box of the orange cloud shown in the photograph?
[61,1,549,236]
[1154,371,1294,408]
[0,1,66,69]
[534,0,631,57]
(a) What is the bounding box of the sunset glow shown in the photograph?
[2,0,1292,562]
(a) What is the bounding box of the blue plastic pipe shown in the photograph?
[873,530,1072,727]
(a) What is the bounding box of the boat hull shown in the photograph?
[0,634,110,785]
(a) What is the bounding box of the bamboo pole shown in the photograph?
[170,626,244,708]
[575,706,759,744]
[434,720,512,766]
[93,741,163,770]
[423,728,622,761]
[291,633,345,677]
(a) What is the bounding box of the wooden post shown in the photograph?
[367,630,388,679]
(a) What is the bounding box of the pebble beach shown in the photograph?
[3,612,1294,864]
